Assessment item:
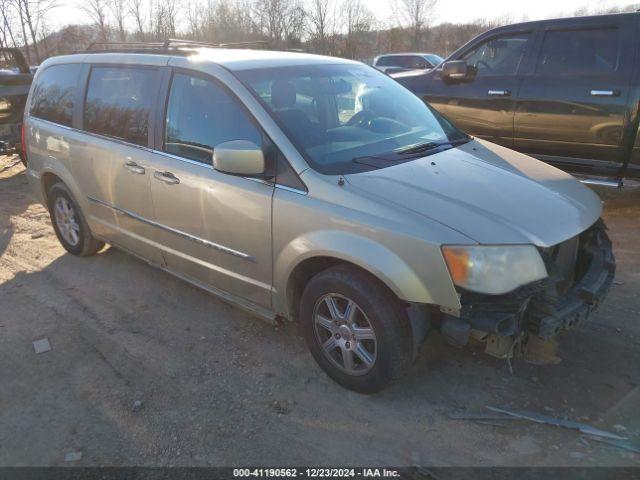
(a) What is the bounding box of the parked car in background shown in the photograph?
[0,48,34,165]
[373,53,443,74]
[393,13,640,186]
[25,42,614,392]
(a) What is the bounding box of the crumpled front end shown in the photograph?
[440,219,616,360]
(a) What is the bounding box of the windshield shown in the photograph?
[235,63,468,174]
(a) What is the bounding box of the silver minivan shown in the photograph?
[24,42,615,392]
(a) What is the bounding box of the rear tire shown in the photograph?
[300,265,414,393]
[47,182,104,256]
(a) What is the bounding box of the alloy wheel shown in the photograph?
[53,196,80,246]
[312,293,377,376]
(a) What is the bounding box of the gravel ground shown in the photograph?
[0,155,638,467]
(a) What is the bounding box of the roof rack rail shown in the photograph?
[85,38,271,52]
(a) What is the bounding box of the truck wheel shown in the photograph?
[300,265,413,393]
[47,182,104,256]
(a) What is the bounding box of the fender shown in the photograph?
[274,229,461,317]
[36,161,88,212]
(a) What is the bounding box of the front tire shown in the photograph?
[47,182,104,256]
[300,265,414,393]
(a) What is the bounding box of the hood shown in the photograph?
[345,139,602,247]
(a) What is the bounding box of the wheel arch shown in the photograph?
[41,171,63,203]
[38,164,86,210]
[275,231,434,321]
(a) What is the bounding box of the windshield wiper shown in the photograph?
[352,137,470,169]
[395,138,469,155]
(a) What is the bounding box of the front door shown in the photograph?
[514,17,636,172]
[80,65,165,264]
[148,71,274,308]
[425,31,534,147]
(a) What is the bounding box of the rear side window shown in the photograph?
[29,64,82,127]
[83,67,160,146]
[536,28,620,76]
[164,72,262,165]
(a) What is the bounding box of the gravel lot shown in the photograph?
[0,154,638,467]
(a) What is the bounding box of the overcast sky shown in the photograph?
[48,0,635,30]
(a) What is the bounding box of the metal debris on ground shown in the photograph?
[64,451,82,462]
[32,338,51,354]
[486,406,628,441]
[447,411,517,421]
[585,435,640,454]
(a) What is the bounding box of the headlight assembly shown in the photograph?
[442,244,547,295]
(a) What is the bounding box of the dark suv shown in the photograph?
[393,13,640,184]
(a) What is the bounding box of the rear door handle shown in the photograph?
[590,89,620,97]
[488,89,511,96]
[154,171,180,185]
[124,160,145,175]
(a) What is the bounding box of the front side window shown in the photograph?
[30,64,82,127]
[83,67,160,146]
[236,64,468,175]
[405,56,428,69]
[462,33,531,76]
[164,73,262,165]
[536,28,620,76]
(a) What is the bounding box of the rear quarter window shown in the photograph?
[29,64,83,127]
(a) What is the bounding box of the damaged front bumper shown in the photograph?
[440,220,616,351]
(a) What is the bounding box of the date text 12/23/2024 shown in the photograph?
[233,469,401,478]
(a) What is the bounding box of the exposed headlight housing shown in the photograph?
[442,245,547,295]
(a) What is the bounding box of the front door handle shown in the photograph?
[154,171,180,185]
[124,160,145,175]
[590,89,620,97]
[488,89,511,96]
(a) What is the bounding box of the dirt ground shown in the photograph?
[0,154,638,467]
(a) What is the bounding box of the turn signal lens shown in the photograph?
[442,247,470,285]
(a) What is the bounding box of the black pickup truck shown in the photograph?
[393,12,640,186]
[0,48,33,163]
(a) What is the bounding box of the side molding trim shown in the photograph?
[87,196,256,262]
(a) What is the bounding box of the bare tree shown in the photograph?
[282,0,304,47]
[109,0,126,40]
[343,0,373,59]
[149,0,179,40]
[253,0,304,48]
[127,0,145,39]
[79,0,109,41]
[307,0,337,54]
[392,0,438,49]
[0,0,17,48]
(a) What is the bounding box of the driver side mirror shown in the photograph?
[213,140,265,177]
[440,60,470,81]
